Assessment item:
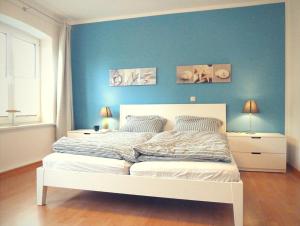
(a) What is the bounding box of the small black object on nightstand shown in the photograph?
[93,125,100,131]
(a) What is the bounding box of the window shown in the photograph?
[0,24,40,125]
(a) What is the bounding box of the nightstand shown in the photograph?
[227,132,287,172]
[67,129,112,138]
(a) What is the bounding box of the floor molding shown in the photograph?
[0,161,42,179]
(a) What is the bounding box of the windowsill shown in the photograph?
[0,122,56,132]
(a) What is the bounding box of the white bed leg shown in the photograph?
[232,182,243,226]
[36,167,47,205]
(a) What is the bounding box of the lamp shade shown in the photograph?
[243,100,259,113]
[100,106,112,117]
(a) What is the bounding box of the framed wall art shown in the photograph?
[109,68,156,86]
[176,64,231,84]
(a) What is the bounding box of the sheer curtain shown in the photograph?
[56,24,74,139]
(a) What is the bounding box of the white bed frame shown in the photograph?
[36,104,243,226]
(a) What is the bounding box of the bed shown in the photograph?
[36,104,243,226]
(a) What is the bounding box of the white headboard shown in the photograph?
[120,104,226,132]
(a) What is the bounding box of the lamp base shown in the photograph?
[102,118,109,129]
[246,113,256,134]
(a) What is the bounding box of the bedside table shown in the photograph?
[227,132,287,173]
[67,129,112,138]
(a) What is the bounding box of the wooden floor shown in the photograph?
[0,167,300,226]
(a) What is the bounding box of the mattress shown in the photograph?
[130,156,240,182]
[43,153,132,175]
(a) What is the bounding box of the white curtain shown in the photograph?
[56,24,74,139]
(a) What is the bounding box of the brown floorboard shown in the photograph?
[0,166,299,226]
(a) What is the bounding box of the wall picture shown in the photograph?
[176,64,231,83]
[109,68,156,86]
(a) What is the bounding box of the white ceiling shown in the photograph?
[25,0,283,24]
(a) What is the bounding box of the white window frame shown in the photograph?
[0,23,41,125]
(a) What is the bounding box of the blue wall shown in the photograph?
[71,3,285,133]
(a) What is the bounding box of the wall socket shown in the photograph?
[190,96,196,102]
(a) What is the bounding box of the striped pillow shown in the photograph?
[120,115,167,133]
[175,115,223,132]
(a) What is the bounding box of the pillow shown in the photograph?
[120,115,167,133]
[175,115,223,132]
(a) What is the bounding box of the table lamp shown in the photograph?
[100,106,112,129]
[242,99,259,133]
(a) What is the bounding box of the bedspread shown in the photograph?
[134,131,231,162]
[53,132,154,162]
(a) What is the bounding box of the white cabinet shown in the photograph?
[227,133,286,172]
[67,129,111,138]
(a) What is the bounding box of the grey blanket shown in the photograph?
[134,131,231,162]
[53,132,154,162]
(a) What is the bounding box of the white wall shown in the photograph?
[0,0,61,172]
[286,0,300,170]
[0,125,55,172]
